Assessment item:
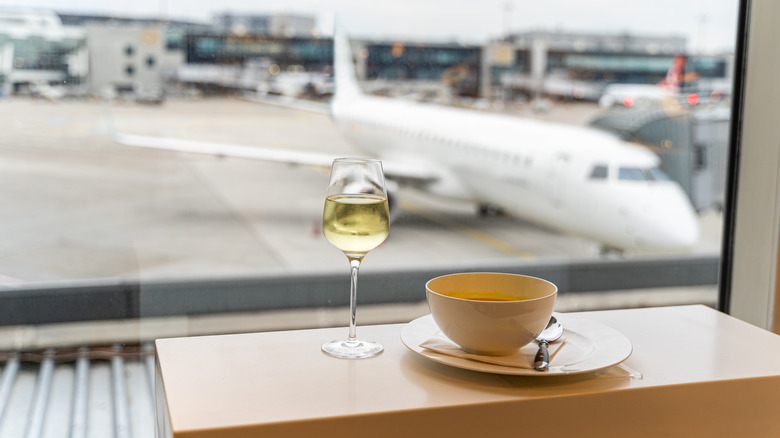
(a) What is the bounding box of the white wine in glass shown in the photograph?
[321,158,390,359]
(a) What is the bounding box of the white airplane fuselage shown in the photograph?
[331,94,699,252]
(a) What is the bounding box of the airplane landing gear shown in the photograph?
[478,204,505,217]
[599,245,626,257]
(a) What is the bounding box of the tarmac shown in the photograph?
[0,96,723,280]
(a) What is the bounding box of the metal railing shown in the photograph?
[0,345,156,438]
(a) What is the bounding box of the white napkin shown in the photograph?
[420,334,567,369]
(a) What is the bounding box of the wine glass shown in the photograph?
[321,157,390,359]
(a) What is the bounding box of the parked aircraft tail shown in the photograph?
[333,25,362,100]
[658,54,687,90]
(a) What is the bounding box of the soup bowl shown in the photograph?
[426,272,557,356]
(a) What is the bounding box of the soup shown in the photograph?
[440,291,531,301]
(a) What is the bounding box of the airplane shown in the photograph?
[598,54,691,108]
[115,27,700,253]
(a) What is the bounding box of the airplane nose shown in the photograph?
[638,188,700,250]
[657,209,699,248]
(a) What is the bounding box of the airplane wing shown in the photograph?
[113,133,440,185]
[239,94,331,115]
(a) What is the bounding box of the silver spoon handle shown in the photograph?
[533,341,549,371]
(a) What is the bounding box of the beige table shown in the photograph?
[155,305,780,437]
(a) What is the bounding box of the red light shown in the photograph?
[686,93,699,105]
[623,96,635,107]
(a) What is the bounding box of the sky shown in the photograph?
[0,0,740,53]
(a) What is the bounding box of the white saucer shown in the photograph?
[401,313,632,376]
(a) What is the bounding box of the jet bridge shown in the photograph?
[589,103,731,212]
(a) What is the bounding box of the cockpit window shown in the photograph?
[589,165,608,179]
[618,167,671,181]
[619,167,646,181]
[646,167,671,181]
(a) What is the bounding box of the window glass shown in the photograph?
[618,167,647,181]
[589,165,608,179]
[0,1,739,331]
[646,167,671,181]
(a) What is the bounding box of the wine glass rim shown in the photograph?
[333,157,382,164]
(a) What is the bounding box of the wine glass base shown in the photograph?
[322,338,383,359]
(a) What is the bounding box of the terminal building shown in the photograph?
[0,8,86,96]
[178,33,481,98]
[483,31,732,101]
[84,25,184,101]
[212,12,317,38]
[0,8,732,105]
[357,41,480,98]
[0,8,204,98]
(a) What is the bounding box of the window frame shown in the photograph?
[722,0,780,331]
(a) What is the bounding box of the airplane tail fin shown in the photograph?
[658,54,686,90]
[333,24,362,101]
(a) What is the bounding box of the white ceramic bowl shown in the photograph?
[426,272,557,356]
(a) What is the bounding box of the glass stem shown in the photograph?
[347,257,362,341]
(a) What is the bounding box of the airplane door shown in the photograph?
[546,152,571,208]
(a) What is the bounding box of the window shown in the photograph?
[694,144,707,170]
[590,165,608,179]
[646,167,671,181]
[0,0,745,336]
[13,3,780,435]
[617,167,671,181]
[618,167,646,181]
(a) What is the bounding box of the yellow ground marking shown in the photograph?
[399,199,536,260]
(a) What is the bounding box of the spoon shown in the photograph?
[533,316,564,371]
